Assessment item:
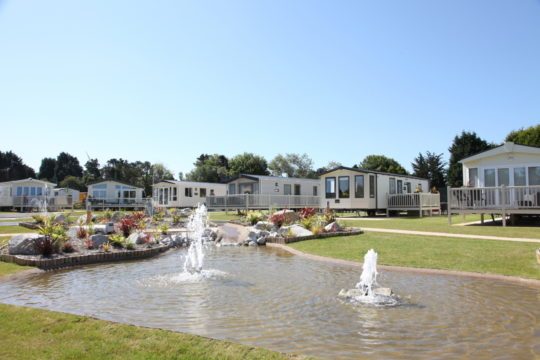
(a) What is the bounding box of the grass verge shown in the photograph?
[208,211,244,222]
[288,233,540,280]
[0,225,32,234]
[340,215,540,239]
[0,304,300,360]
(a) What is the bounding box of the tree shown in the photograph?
[59,175,86,192]
[228,153,269,177]
[0,151,36,182]
[411,152,447,190]
[359,155,408,175]
[152,163,174,182]
[186,154,230,183]
[83,158,101,185]
[505,125,540,147]
[38,157,57,181]
[269,153,316,178]
[54,152,83,183]
[315,161,343,175]
[447,131,496,187]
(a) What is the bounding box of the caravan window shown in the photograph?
[172,187,177,201]
[355,175,364,198]
[497,168,509,186]
[396,180,403,194]
[389,178,396,194]
[185,188,192,197]
[468,168,478,187]
[16,187,22,196]
[369,175,376,198]
[313,186,318,196]
[284,184,292,195]
[529,167,540,185]
[514,168,526,186]
[484,169,496,187]
[200,188,207,197]
[210,189,215,196]
[228,184,236,195]
[325,177,336,198]
[338,176,350,198]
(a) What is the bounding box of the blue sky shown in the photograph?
[1,0,539,177]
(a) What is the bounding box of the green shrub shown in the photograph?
[108,234,125,249]
[246,211,265,225]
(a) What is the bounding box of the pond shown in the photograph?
[0,246,538,359]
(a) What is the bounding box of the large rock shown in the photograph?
[87,223,114,234]
[254,221,274,231]
[272,209,299,224]
[89,234,109,247]
[202,228,218,242]
[8,234,46,255]
[279,224,313,238]
[373,287,393,297]
[324,221,342,233]
[128,231,152,245]
[52,214,66,225]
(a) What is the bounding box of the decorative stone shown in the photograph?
[53,214,66,224]
[338,288,365,298]
[373,287,393,297]
[90,234,109,247]
[248,241,258,246]
[279,224,313,237]
[324,222,342,233]
[202,228,218,242]
[254,221,273,231]
[8,234,46,255]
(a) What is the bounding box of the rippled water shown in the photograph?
[0,247,538,359]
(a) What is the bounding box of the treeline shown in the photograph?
[1,125,538,193]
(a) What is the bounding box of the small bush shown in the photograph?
[158,223,169,235]
[126,242,135,250]
[119,218,136,237]
[246,211,265,225]
[34,237,55,257]
[172,214,183,224]
[32,214,46,225]
[299,207,317,219]
[131,211,146,222]
[269,213,286,228]
[311,225,324,235]
[101,242,111,252]
[300,217,313,230]
[62,241,75,253]
[152,211,164,222]
[76,226,88,240]
[323,208,336,224]
[109,234,126,249]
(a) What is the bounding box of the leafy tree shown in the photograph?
[228,153,269,177]
[0,151,36,182]
[38,157,57,181]
[178,172,184,181]
[411,152,447,190]
[505,125,540,147]
[59,175,86,192]
[83,158,101,184]
[54,152,83,183]
[186,154,229,183]
[269,153,316,178]
[315,161,343,175]
[447,131,496,187]
[152,163,174,182]
[359,155,408,175]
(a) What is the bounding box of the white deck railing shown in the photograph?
[448,185,540,211]
[387,193,441,211]
[206,194,320,210]
[86,197,147,209]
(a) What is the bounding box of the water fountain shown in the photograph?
[183,203,208,273]
[339,249,399,306]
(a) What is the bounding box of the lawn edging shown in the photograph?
[267,242,540,288]
[266,229,363,244]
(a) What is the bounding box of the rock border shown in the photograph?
[266,229,363,244]
[0,244,170,271]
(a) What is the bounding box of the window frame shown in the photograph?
[338,176,350,198]
[325,177,336,199]
[369,175,376,198]
[355,175,364,198]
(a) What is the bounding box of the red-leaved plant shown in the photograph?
[299,207,317,219]
[119,217,136,237]
[269,213,286,228]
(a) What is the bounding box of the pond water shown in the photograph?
[0,246,538,359]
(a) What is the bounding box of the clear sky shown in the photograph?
[1,0,539,177]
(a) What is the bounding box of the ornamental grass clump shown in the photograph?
[36,217,69,257]
[246,211,265,225]
[108,234,126,249]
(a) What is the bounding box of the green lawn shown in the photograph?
[289,233,540,280]
[340,215,540,239]
[208,211,244,221]
[0,218,33,223]
[0,225,32,235]
[0,304,301,360]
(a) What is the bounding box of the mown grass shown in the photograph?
[289,233,540,280]
[0,225,32,234]
[0,304,302,360]
[340,215,540,239]
[208,211,244,221]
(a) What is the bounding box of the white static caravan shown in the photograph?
[206,174,321,210]
[0,178,56,210]
[226,174,320,197]
[53,188,81,208]
[448,142,540,225]
[87,180,145,209]
[152,180,227,208]
[320,167,435,215]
